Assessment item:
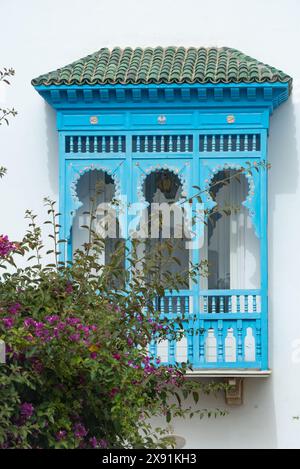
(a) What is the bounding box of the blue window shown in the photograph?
[33,46,292,373]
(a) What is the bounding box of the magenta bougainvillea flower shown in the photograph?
[20,403,34,420]
[112,353,121,361]
[2,317,14,328]
[0,235,16,257]
[8,303,21,315]
[65,282,73,294]
[73,423,88,439]
[98,439,108,448]
[89,437,108,448]
[56,430,67,441]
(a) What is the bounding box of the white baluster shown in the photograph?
[225,328,237,362]
[176,333,188,363]
[205,328,217,362]
[244,327,256,362]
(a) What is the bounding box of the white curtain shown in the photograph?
[203,170,260,290]
[72,170,117,265]
[142,170,190,287]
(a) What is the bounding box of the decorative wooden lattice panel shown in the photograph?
[132,135,193,153]
[199,134,261,153]
[65,136,126,153]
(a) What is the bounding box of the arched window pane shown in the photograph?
[142,169,190,288]
[202,170,260,290]
[72,169,125,284]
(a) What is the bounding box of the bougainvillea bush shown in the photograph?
[0,200,225,449]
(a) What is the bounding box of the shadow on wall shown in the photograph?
[45,102,59,195]
[164,378,278,449]
[268,100,298,196]
[268,100,298,368]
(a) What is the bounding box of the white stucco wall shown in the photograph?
[0,0,299,449]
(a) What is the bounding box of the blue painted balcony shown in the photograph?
[150,289,267,371]
[32,46,292,377]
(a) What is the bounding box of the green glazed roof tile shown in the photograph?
[31,46,292,92]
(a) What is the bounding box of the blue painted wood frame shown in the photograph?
[35,81,290,372]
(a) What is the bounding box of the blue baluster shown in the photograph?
[118,136,122,152]
[212,296,216,314]
[245,295,249,313]
[220,134,224,152]
[203,296,208,314]
[217,320,224,362]
[110,136,114,152]
[169,337,175,365]
[177,135,181,152]
[136,136,141,152]
[244,134,249,151]
[252,134,257,151]
[253,295,257,313]
[185,296,189,315]
[169,296,172,317]
[220,296,224,313]
[212,135,216,152]
[204,135,208,152]
[228,295,232,313]
[150,339,156,360]
[236,134,240,151]
[237,295,241,313]
[237,320,243,362]
[184,135,189,152]
[144,135,149,153]
[70,136,74,153]
[228,135,232,152]
[199,320,205,363]
[188,319,194,363]
[176,296,181,317]
[160,297,165,316]
[256,319,261,362]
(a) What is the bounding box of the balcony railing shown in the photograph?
[149,289,267,370]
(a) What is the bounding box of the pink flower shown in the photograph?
[57,321,66,331]
[65,282,73,294]
[56,430,67,441]
[89,436,98,448]
[69,333,80,342]
[112,353,121,361]
[2,317,14,328]
[99,439,108,448]
[20,402,34,419]
[67,317,81,326]
[127,337,134,346]
[0,235,16,257]
[109,388,119,398]
[8,303,21,315]
[23,318,35,328]
[74,423,88,439]
[32,358,44,374]
[45,315,60,324]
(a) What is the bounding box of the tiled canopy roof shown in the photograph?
[31,46,292,90]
